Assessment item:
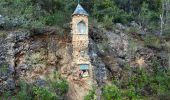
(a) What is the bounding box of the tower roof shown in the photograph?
[72,4,89,16]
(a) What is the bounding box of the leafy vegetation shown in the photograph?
[84,89,96,100]
[143,34,161,48]
[102,85,122,100]
[14,81,33,100]
[101,57,170,100]
[0,73,69,100]
[33,86,58,100]
[50,78,69,96]
[0,0,168,34]
[0,64,8,74]
[0,0,73,29]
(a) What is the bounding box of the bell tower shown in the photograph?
[71,4,92,79]
[68,4,93,100]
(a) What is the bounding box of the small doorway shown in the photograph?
[79,64,89,78]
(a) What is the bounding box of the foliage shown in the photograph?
[143,34,161,48]
[0,0,166,35]
[137,2,160,32]
[0,91,11,100]
[43,11,70,26]
[149,58,170,95]
[127,85,140,100]
[14,81,32,100]
[102,85,122,100]
[91,0,133,24]
[84,89,96,100]
[104,57,170,99]
[33,86,58,100]
[32,74,69,100]
[0,0,74,29]
[47,72,69,96]
[50,79,69,96]
[127,40,138,58]
[0,63,8,74]
[163,26,170,38]
[0,75,69,100]
[128,68,149,90]
[0,81,32,100]
[102,15,114,30]
[128,27,139,34]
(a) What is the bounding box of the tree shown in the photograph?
[161,0,170,36]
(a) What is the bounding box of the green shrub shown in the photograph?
[51,79,69,96]
[127,27,140,35]
[0,76,69,100]
[110,60,169,99]
[163,26,170,39]
[0,65,67,99]
[33,86,58,100]
[137,2,160,29]
[47,72,69,97]
[158,92,170,100]
[127,85,140,100]
[92,0,133,24]
[149,71,170,95]
[0,64,8,74]
[15,81,32,100]
[133,68,148,89]
[84,89,96,100]
[102,15,113,30]
[127,40,138,59]
[27,20,45,29]
[0,80,33,100]
[43,11,69,26]
[143,34,161,48]
[149,58,170,95]
[102,85,121,100]
[0,91,11,100]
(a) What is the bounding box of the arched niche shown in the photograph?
[77,21,86,34]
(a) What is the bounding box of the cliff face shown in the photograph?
[88,24,170,99]
[89,23,169,79]
[0,28,72,93]
[0,23,169,99]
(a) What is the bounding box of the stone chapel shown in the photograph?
[71,4,92,79]
[67,4,94,100]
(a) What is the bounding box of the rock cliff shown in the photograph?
[0,23,169,99]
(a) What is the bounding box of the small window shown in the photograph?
[79,64,89,78]
[77,21,86,34]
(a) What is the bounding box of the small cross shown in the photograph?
[77,0,80,4]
